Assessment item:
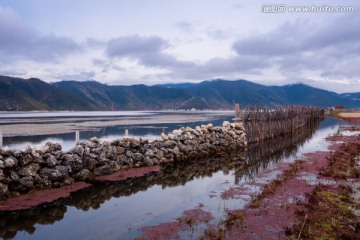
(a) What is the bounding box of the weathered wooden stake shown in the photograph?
[75,130,80,144]
[0,131,3,148]
[235,104,241,122]
[125,128,129,137]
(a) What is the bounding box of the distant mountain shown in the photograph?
[341,92,360,101]
[52,80,193,110]
[0,75,359,111]
[185,79,287,108]
[276,84,354,107]
[0,76,94,111]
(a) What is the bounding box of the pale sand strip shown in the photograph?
[338,111,360,118]
[0,112,233,137]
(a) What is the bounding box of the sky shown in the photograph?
[0,0,359,93]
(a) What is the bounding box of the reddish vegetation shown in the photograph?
[95,166,160,181]
[138,205,214,240]
[209,119,360,239]
[230,132,360,239]
[341,126,360,131]
[343,118,360,124]
[136,118,360,239]
[0,166,160,211]
[221,186,254,200]
[320,135,360,179]
[139,221,186,240]
[178,208,214,225]
[0,182,91,211]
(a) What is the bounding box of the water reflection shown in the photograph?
[0,118,333,239]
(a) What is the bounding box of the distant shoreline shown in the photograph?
[0,111,234,137]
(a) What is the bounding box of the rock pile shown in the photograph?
[0,121,247,200]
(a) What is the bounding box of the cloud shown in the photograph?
[58,71,96,81]
[175,21,192,32]
[106,35,194,69]
[105,34,271,81]
[92,58,125,73]
[232,20,307,56]
[207,29,231,40]
[103,10,360,91]
[0,6,82,64]
[106,35,169,58]
[232,12,360,81]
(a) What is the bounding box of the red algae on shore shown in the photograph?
[210,124,360,239]
[138,204,214,240]
[138,221,187,240]
[0,182,91,211]
[94,166,160,182]
[0,165,160,211]
[221,186,255,200]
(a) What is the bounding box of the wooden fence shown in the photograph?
[236,105,324,143]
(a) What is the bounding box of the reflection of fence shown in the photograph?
[238,105,324,143]
[239,119,320,182]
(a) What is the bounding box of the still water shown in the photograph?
[0,111,234,151]
[0,114,347,240]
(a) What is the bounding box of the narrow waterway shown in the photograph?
[0,117,346,240]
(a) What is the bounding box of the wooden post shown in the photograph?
[75,130,80,144]
[0,131,2,148]
[125,128,129,137]
[269,111,271,138]
[235,104,241,122]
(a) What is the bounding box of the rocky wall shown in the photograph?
[0,121,247,200]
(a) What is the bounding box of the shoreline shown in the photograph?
[136,118,360,239]
[0,111,234,137]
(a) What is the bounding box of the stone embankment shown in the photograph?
[0,121,247,200]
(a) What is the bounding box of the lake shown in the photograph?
[0,111,234,151]
[0,112,347,240]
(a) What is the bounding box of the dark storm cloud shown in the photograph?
[0,6,82,63]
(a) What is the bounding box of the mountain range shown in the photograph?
[0,75,359,111]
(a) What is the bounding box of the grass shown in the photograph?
[320,139,360,179]
[286,184,359,240]
[287,133,360,239]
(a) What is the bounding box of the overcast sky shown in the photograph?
[0,0,359,93]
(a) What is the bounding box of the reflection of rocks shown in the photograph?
[0,122,247,200]
[0,149,246,238]
[0,205,67,239]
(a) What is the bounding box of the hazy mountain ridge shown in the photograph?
[0,76,94,111]
[0,75,358,111]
